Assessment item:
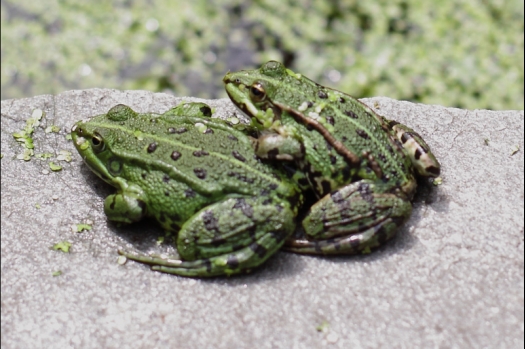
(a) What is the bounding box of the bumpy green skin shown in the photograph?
[71,102,302,277]
[224,61,441,255]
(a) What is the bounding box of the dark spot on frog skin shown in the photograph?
[378,153,387,163]
[267,148,280,159]
[260,189,270,196]
[339,97,346,103]
[163,174,170,183]
[147,143,157,153]
[199,106,212,117]
[204,259,212,272]
[356,129,370,139]
[307,101,314,108]
[193,150,209,157]
[269,184,278,190]
[414,148,427,160]
[249,242,267,258]
[226,255,239,269]
[164,190,170,196]
[341,136,348,142]
[400,132,412,144]
[330,155,337,165]
[141,172,147,180]
[326,115,335,125]
[344,110,358,119]
[228,134,238,141]
[321,180,332,195]
[357,182,374,203]
[171,151,181,161]
[202,210,219,232]
[426,166,441,176]
[204,128,214,134]
[298,177,310,187]
[341,165,351,181]
[193,168,207,179]
[232,151,246,162]
[184,188,196,198]
[233,198,254,218]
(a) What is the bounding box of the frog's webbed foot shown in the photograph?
[120,197,296,277]
[285,180,412,255]
[118,233,278,277]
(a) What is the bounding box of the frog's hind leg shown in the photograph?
[285,180,412,255]
[388,121,441,177]
[120,197,296,277]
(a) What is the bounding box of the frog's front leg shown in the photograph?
[104,183,148,224]
[120,196,296,277]
[286,180,412,255]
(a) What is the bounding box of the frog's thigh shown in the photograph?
[287,180,412,255]
[148,197,294,277]
[104,185,147,224]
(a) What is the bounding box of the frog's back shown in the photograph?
[271,72,414,187]
[91,111,292,199]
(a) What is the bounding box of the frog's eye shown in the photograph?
[91,132,105,153]
[250,83,266,102]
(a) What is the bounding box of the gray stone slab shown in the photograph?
[2,89,523,349]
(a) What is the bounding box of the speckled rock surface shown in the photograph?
[2,89,523,349]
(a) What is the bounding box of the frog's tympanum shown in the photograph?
[224,61,440,255]
[71,103,303,277]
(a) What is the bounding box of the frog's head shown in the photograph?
[224,61,294,130]
[71,104,137,186]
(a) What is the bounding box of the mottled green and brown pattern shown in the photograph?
[71,103,303,277]
[224,61,441,255]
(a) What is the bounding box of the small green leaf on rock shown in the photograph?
[57,150,72,162]
[52,241,72,253]
[49,162,62,171]
[52,270,62,277]
[35,153,54,159]
[35,203,41,209]
[45,125,61,133]
[74,224,92,233]
[433,177,443,186]
[316,320,330,332]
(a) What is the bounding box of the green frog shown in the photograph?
[71,102,303,277]
[224,61,441,255]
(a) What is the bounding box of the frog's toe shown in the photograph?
[285,216,402,255]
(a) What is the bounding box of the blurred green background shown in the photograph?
[1,0,523,110]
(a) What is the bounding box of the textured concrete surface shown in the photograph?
[1,89,523,349]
